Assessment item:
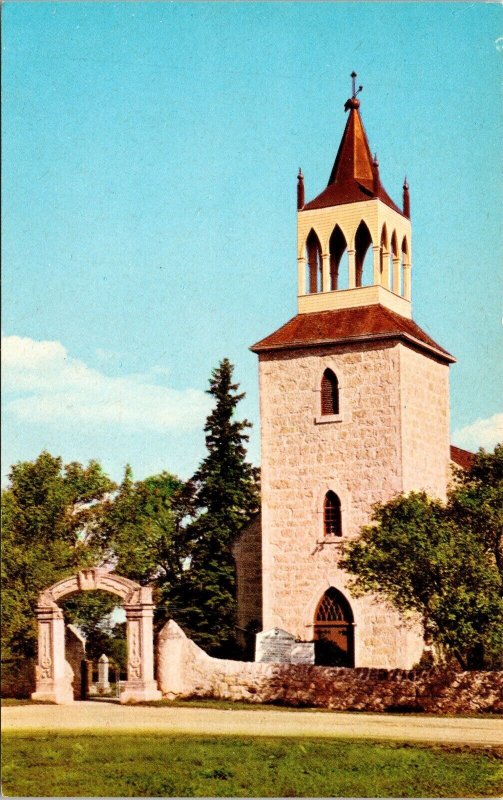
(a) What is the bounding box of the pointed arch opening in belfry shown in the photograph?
[306,229,323,294]
[380,224,389,286]
[354,220,373,287]
[400,236,409,297]
[390,230,398,293]
[314,587,355,667]
[329,225,348,291]
[31,568,161,705]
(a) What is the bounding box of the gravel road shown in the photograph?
[3,702,502,747]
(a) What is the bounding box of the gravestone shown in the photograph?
[255,628,295,663]
[291,642,315,664]
[97,654,111,694]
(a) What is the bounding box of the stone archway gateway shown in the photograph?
[31,568,162,704]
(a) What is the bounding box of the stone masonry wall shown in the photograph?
[157,621,503,714]
[66,624,86,700]
[399,345,451,499]
[258,340,424,667]
[232,514,263,655]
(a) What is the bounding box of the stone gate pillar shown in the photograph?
[121,587,161,703]
[32,601,73,704]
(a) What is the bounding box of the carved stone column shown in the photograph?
[32,602,73,704]
[348,249,356,289]
[393,256,401,295]
[297,256,306,296]
[372,245,381,285]
[121,587,161,703]
[321,253,330,292]
[381,250,390,289]
[403,263,412,300]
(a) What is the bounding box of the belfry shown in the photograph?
[241,75,457,668]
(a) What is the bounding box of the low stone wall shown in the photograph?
[157,620,503,714]
[1,658,36,698]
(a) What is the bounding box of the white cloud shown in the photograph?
[2,334,211,433]
[452,413,503,452]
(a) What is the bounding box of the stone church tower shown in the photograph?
[244,77,456,668]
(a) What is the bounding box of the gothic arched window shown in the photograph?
[389,231,398,293]
[321,368,339,416]
[354,220,372,287]
[329,225,347,291]
[400,236,408,297]
[324,491,342,536]
[306,229,322,294]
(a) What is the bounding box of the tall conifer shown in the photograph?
[171,359,259,654]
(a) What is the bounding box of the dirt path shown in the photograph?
[3,702,502,747]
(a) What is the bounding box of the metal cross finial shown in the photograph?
[351,71,363,99]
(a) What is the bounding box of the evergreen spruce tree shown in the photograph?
[171,359,259,655]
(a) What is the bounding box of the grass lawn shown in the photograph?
[3,731,502,797]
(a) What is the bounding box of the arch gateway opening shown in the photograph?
[31,568,161,704]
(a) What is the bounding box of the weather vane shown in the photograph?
[345,71,363,112]
[351,71,363,99]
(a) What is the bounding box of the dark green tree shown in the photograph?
[341,445,503,670]
[170,359,259,655]
[2,451,189,662]
[97,466,184,586]
[448,443,503,583]
[61,590,118,662]
[1,452,115,659]
[97,465,190,640]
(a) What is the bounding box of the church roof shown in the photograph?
[250,304,455,363]
[302,99,403,215]
[450,445,476,470]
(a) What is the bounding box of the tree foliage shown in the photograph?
[1,450,188,660]
[1,452,115,659]
[449,443,503,582]
[167,358,259,655]
[97,466,184,586]
[2,359,259,663]
[342,445,503,669]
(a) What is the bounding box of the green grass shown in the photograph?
[3,731,502,797]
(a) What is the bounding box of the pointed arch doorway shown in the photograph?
[314,587,355,667]
[31,568,161,704]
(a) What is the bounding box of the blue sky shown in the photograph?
[3,2,502,486]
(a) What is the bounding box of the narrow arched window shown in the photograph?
[329,225,347,291]
[389,231,398,293]
[380,224,388,283]
[400,236,408,297]
[354,221,372,287]
[324,491,342,536]
[306,229,322,294]
[321,368,339,415]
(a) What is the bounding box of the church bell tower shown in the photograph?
[296,72,412,318]
[250,75,455,668]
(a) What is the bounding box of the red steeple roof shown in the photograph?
[251,305,455,364]
[303,93,403,215]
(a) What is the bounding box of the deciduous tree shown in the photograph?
[1,452,115,659]
[341,446,503,669]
